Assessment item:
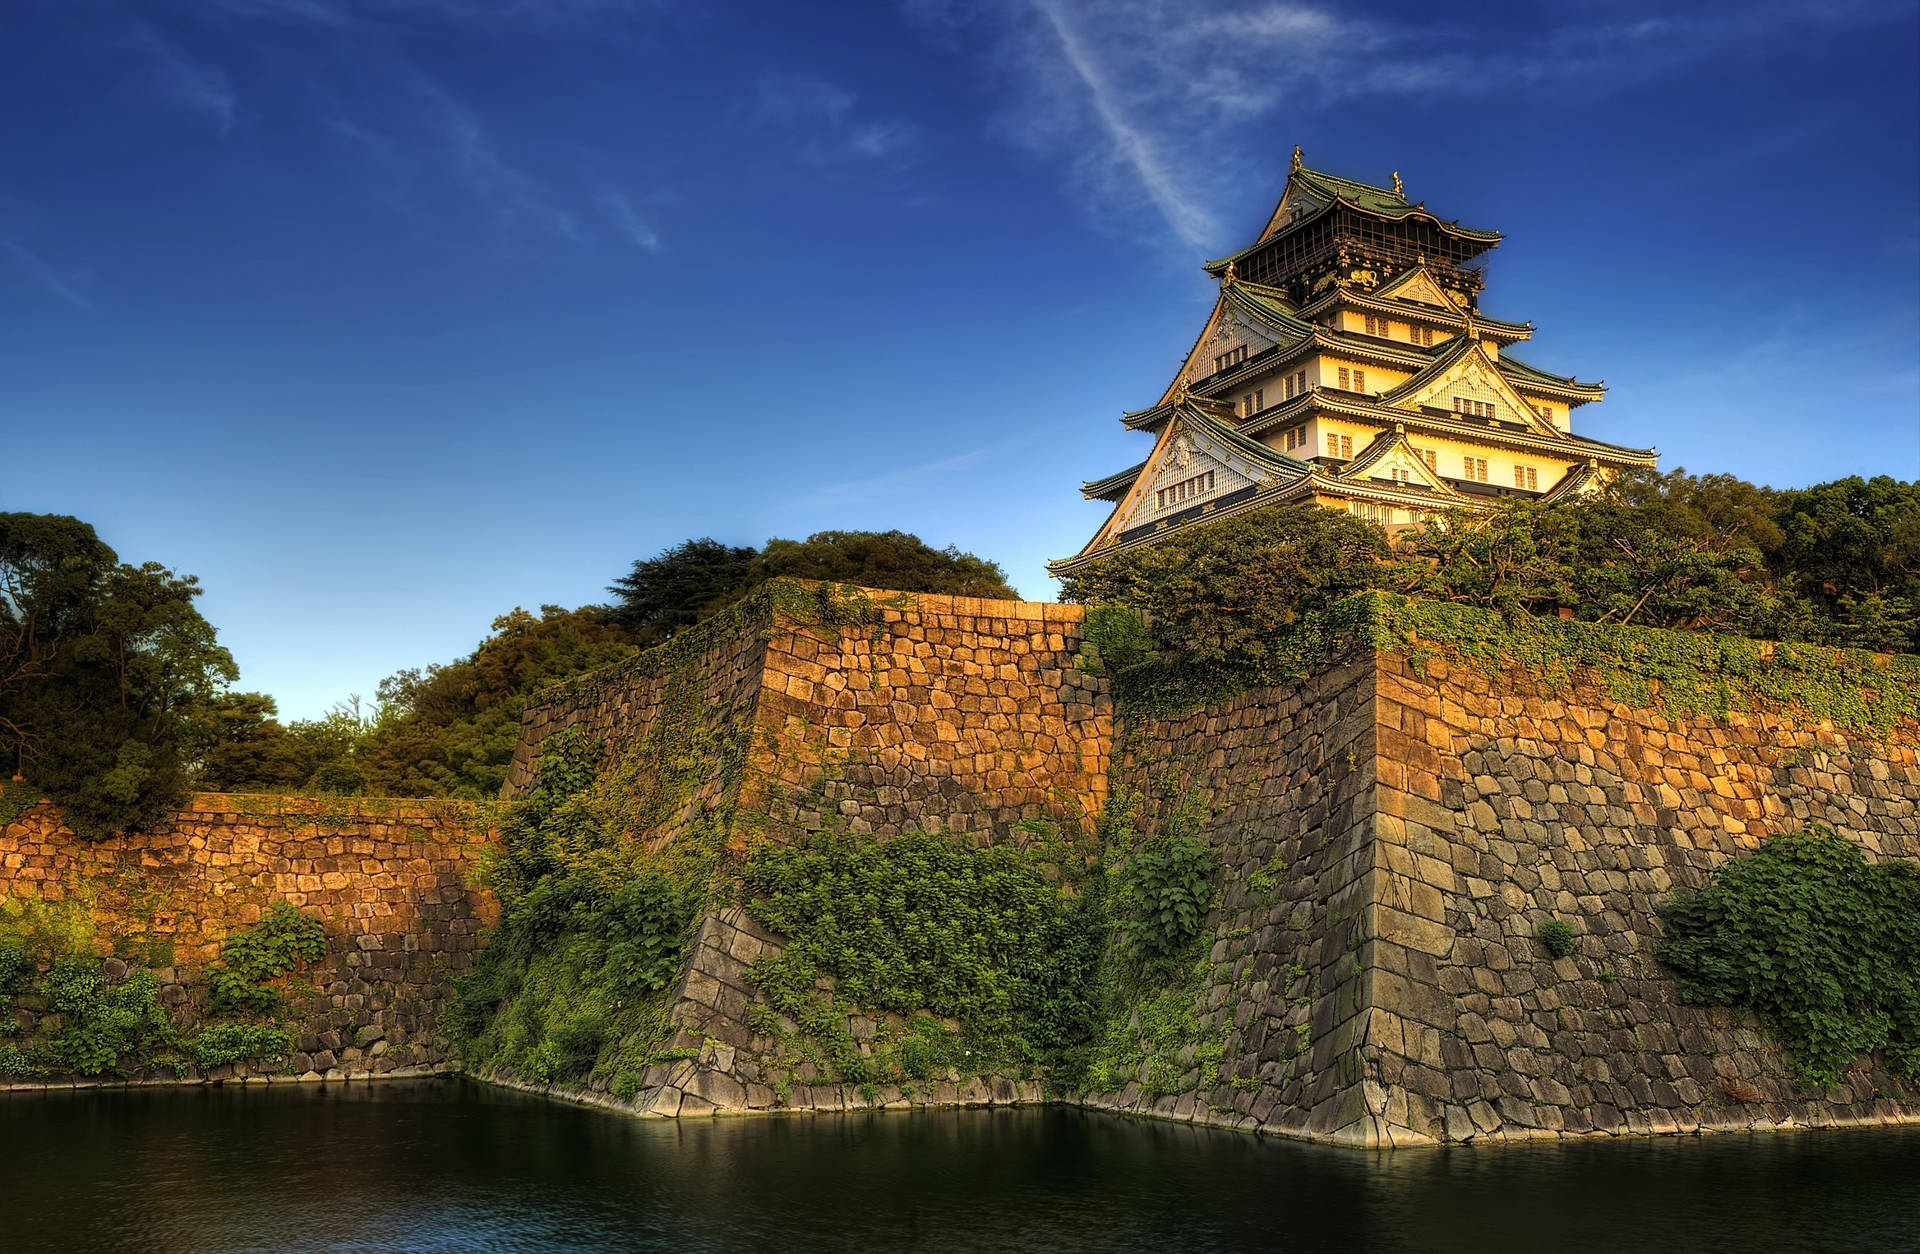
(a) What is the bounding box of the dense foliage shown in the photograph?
[0,901,317,1079]
[1,513,237,837]
[448,724,711,1087]
[1655,829,1920,1088]
[742,830,1101,1078]
[206,902,327,1014]
[1062,472,1920,662]
[609,529,1016,643]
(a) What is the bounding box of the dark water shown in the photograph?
[1,1080,1914,1253]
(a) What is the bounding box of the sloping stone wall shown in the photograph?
[0,795,497,1087]
[499,590,1112,1119]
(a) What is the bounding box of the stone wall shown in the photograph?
[498,589,1111,1118]
[1088,648,1920,1145]
[0,794,498,1087]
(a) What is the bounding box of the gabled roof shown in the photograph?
[1370,263,1458,308]
[1082,461,1147,502]
[1496,352,1606,403]
[1066,400,1316,562]
[1206,153,1501,273]
[1378,335,1566,440]
[1337,426,1463,497]
[1540,460,1609,503]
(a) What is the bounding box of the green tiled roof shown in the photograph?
[1496,352,1605,397]
[1293,165,1502,242]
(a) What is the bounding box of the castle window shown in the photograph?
[1353,368,1366,393]
[1156,469,1216,510]
[1241,389,1264,418]
[1532,403,1553,422]
[1414,447,1437,471]
[1453,396,1495,420]
[1390,467,1410,483]
[1296,370,1307,395]
[1213,345,1248,374]
[1515,465,1538,490]
[1464,457,1488,482]
[1283,374,1294,400]
[1337,367,1348,390]
[1411,325,1435,347]
[1283,426,1306,452]
[1365,314,1391,338]
[1328,434,1353,459]
[1350,501,1393,523]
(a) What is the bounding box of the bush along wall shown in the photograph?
[1656,828,1920,1089]
[0,902,328,1083]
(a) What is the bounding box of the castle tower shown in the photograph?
[1051,150,1657,574]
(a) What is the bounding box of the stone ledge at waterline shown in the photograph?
[494,587,1920,1145]
[0,794,500,1088]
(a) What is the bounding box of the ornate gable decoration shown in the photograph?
[1372,265,1456,309]
[1337,427,1459,495]
[1385,341,1563,439]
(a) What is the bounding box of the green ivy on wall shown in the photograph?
[1656,828,1920,1089]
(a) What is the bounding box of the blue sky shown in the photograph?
[5,0,1917,719]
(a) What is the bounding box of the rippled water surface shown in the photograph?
[2,1080,1915,1253]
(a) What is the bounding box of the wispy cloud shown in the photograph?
[757,74,919,165]
[1,238,92,310]
[129,24,238,135]
[596,191,661,251]
[411,78,586,243]
[915,0,1913,252]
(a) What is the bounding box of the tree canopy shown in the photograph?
[608,529,1017,643]
[1061,471,1920,667]
[1,514,236,837]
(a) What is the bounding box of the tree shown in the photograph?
[1060,504,1388,665]
[197,692,309,793]
[607,539,757,641]
[1769,476,1920,652]
[608,530,1017,644]
[355,606,638,799]
[759,530,1017,599]
[0,517,236,838]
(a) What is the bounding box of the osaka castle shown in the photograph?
[1050,149,1657,574]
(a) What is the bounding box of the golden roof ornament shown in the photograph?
[1391,171,1403,195]
[1222,260,1237,284]
[1290,144,1303,172]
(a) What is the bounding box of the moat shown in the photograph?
[2,1081,1915,1253]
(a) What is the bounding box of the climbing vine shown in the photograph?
[1655,828,1920,1088]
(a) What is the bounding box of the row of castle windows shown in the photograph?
[1157,470,1215,510]
[1337,367,1369,393]
[1213,345,1248,374]
[1363,315,1437,347]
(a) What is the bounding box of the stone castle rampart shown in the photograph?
[0,795,498,1086]
[4,587,1916,1144]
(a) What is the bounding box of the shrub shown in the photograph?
[0,942,34,997]
[46,962,175,1075]
[190,1023,292,1069]
[1656,828,1920,1087]
[207,902,326,1014]
[1123,835,1218,981]
[1538,919,1578,960]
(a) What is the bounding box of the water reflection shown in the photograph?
[1,1080,1913,1253]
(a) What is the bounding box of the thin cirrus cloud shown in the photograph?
[755,74,919,165]
[127,22,239,135]
[1,237,92,311]
[912,0,1915,253]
